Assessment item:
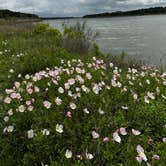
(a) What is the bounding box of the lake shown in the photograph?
[44,15,166,69]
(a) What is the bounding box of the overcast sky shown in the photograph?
[0,0,166,17]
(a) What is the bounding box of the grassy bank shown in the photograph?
[0,22,166,166]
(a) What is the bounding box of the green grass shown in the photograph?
[0,22,166,166]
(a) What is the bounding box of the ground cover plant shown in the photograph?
[0,22,166,166]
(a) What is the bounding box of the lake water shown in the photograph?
[44,15,166,69]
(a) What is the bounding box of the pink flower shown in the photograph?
[103,137,110,142]
[152,155,160,160]
[136,145,144,154]
[10,93,21,99]
[136,156,143,164]
[113,132,121,143]
[27,88,33,94]
[14,82,20,89]
[119,127,127,136]
[43,101,52,109]
[68,78,75,85]
[92,131,100,139]
[136,145,147,162]
[34,86,40,92]
[26,101,31,106]
[66,111,72,118]
[27,105,34,112]
[132,129,141,136]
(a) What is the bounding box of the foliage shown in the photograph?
[0,9,39,19]
[62,22,98,55]
[0,22,166,166]
[83,6,166,18]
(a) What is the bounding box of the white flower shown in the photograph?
[86,152,94,160]
[92,84,100,94]
[83,108,90,114]
[146,79,150,85]
[98,108,105,115]
[58,87,64,94]
[92,131,100,139]
[163,137,166,143]
[27,105,34,112]
[64,83,70,90]
[56,124,63,133]
[113,132,121,143]
[42,129,50,136]
[27,129,34,139]
[133,94,138,100]
[147,92,155,100]
[144,96,150,104]
[139,152,148,162]
[121,106,128,110]
[86,73,92,80]
[25,74,30,79]
[162,94,166,99]
[119,127,127,136]
[132,129,141,136]
[65,149,72,158]
[18,105,26,113]
[9,69,14,73]
[109,62,114,68]
[7,125,14,132]
[8,109,13,116]
[4,97,11,104]
[55,97,62,106]
[70,102,77,110]
[4,116,9,122]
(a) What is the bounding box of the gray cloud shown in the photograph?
[0,0,166,16]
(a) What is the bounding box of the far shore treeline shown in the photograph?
[1,6,166,20]
[0,9,39,19]
[83,6,166,18]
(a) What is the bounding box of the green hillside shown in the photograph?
[0,9,39,19]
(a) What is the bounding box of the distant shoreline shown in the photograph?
[41,14,166,20]
[83,6,166,18]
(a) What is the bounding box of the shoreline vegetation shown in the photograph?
[83,6,166,18]
[0,19,166,165]
[1,6,166,21]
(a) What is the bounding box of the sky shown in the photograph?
[0,0,166,17]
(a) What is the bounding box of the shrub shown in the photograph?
[62,22,97,55]
[33,23,62,41]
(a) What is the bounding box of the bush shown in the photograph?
[33,23,62,41]
[62,22,97,55]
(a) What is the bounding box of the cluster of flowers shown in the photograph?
[2,57,166,164]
